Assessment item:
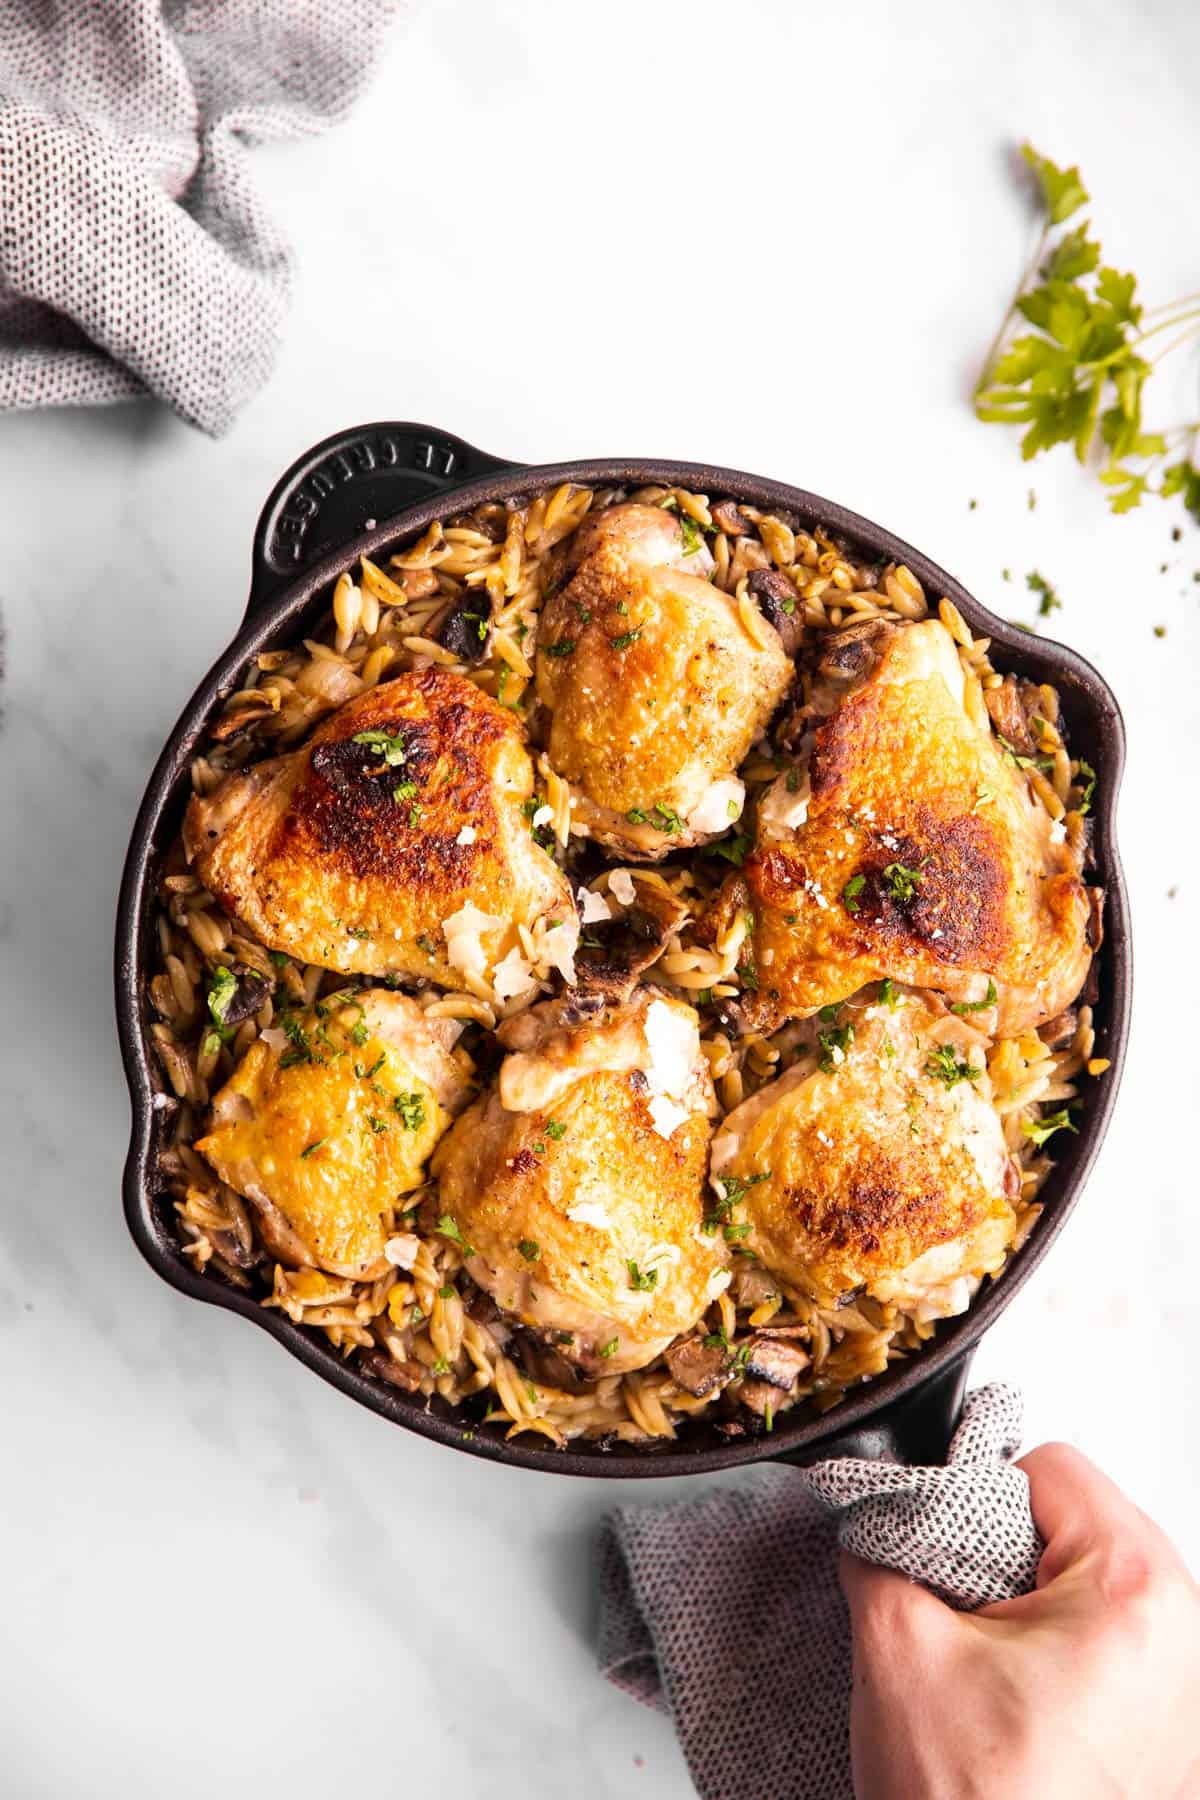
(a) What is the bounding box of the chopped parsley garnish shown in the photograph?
[678,514,704,554]
[518,1239,540,1262]
[598,1337,620,1358]
[206,965,237,1029]
[300,1138,326,1158]
[951,979,998,1015]
[1026,570,1062,617]
[818,1003,841,1023]
[352,728,407,767]
[625,807,648,824]
[346,925,371,940]
[438,1284,457,1301]
[574,603,592,624]
[703,1327,730,1351]
[268,950,290,971]
[653,803,683,835]
[925,1044,982,1088]
[842,873,866,914]
[878,977,899,1009]
[545,1119,567,1140]
[610,628,642,650]
[739,958,759,992]
[1075,758,1097,815]
[711,832,752,867]
[366,1114,388,1135]
[393,1091,426,1131]
[998,734,1055,774]
[532,1141,547,1156]
[544,638,576,658]
[436,1213,474,1256]
[818,1023,855,1073]
[408,805,422,827]
[785,769,801,793]
[349,1019,369,1047]
[703,1170,768,1233]
[416,933,438,956]
[724,1222,752,1242]
[627,1260,659,1292]
[431,1357,451,1376]
[1022,1107,1078,1149]
[882,862,924,902]
[279,1013,317,1068]
[392,781,417,804]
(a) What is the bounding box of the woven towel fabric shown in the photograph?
[0,1,403,435]
[597,1384,1041,1800]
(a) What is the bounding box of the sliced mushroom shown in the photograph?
[574,879,691,1004]
[1040,1007,1078,1051]
[747,568,804,656]
[814,617,891,682]
[209,696,280,742]
[390,567,440,602]
[741,1335,811,1391]
[436,592,493,664]
[665,1334,732,1398]
[360,1351,424,1392]
[984,675,1040,756]
[711,499,754,537]
[219,968,272,1028]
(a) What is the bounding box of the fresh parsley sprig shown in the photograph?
[975,144,1200,523]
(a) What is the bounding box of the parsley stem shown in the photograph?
[1148,321,1200,369]
[974,223,1051,398]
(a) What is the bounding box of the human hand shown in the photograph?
[839,1442,1200,1799]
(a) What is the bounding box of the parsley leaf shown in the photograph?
[925,1044,982,1088]
[518,1239,540,1262]
[818,1024,855,1073]
[653,803,683,835]
[878,977,900,1009]
[882,862,924,902]
[1022,1106,1079,1149]
[610,628,642,650]
[951,979,998,1015]
[544,638,576,658]
[393,1091,426,1131]
[709,832,752,867]
[545,1119,567,1140]
[1075,758,1097,815]
[842,872,866,914]
[206,965,238,1030]
[352,728,407,767]
[300,1138,326,1158]
[627,1260,659,1292]
[436,1213,474,1256]
[598,1336,620,1358]
[1026,570,1062,617]
[678,514,704,554]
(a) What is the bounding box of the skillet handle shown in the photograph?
[246,421,522,620]
[774,1351,975,1470]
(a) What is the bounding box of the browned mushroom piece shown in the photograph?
[1040,1007,1079,1050]
[436,591,494,664]
[728,535,772,587]
[711,499,755,537]
[209,697,282,742]
[574,876,691,1003]
[813,616,891,683]
[665,1334,733,1398]
[360,1351,424,1393]
[217,968,272,1029]
[389,566,440,602]
[747,568,805,656]
[984,674,1041,756]
[741,1334,811,1391]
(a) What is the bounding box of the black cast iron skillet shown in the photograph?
[115,422,1131,1478]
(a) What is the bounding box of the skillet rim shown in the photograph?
[115,444,1132,1478]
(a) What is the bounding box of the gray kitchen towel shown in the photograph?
[597,1383,1041,1800]
[0,1,404,435]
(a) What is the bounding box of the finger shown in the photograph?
[1016,1442,1173,1589]
[838,1551,956,1645]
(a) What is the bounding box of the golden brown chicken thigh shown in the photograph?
[431,990,727,1375]
[535,504,794,858]
[185,669,577,997]
[711,989,1018,1315]
[197,990,473,1279]
[706,619,1094,1035]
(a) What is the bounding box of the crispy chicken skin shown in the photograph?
[535,504,794,858]
[184,669,576,993]
[706,619,1094,1035]
[711,992,1018,1315]
[196,991,472,1280]
[431,991,727,1374]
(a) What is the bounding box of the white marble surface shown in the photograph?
[2,2,1199,1793]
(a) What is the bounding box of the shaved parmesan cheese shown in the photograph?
[760,769,811,834]
[260,1027,288,1051]
[531,804,553,829]
[1049,818,1067,845]
[537,911,579,986]
[577,886,612,925]
[608,868,637,907]
[455,825,477,846]
[442,900,506,983]
[705,1268,733,1301]
[644,999,697,1100]
[686,776,745,836]
[383,1234,420,1269]
[567,1201,612,1231]
[492,946,538,1002]
[648,1093,690,1139]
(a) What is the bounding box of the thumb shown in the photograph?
[839,1551,958,1646]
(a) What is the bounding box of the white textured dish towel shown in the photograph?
[0,1,404,435]
[597,1384,1041,1800]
